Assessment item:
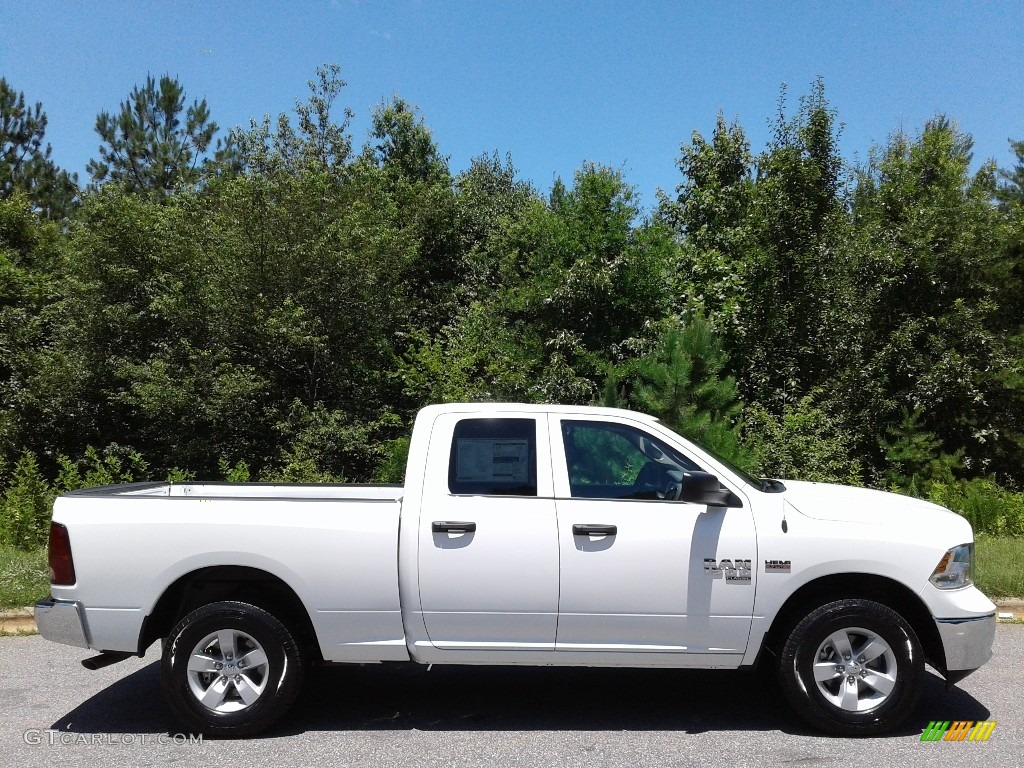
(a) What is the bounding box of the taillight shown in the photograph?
[48,522,76,586]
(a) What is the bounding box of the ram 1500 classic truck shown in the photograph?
[35,403,996,737]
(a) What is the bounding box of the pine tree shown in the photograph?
[605,317,753,469]
[0,78,77,219]
[0,451,52,549]
[87,74,237,198]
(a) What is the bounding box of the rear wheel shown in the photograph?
[778,598,923,736]
[161,601,304,737]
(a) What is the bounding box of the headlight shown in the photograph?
[929,543,974,589]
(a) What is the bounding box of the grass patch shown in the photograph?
[0,544,48,609]
[975,534,1024,598]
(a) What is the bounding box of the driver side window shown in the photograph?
[561,420,700,500]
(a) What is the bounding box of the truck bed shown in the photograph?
[50,482,408,662]
[64,481,404,501]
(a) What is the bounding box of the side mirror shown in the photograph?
[679,471,742,508]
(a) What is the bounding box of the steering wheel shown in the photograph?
[663,480,682,501]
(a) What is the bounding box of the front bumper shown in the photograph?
[34,597,90,648]
[935,612,996,683]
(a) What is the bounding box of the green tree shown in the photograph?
[604,316,753,469]
[741,80,856,405]
[0,78,77,219]
[233,64,353,177]
[658,113,754,331]
[661,82,858,415]
[996,138,1024,209]
[742,394,863,485]
[402,165,674,406]
[851,117,1021,482]
[0,451,52,549]
[0,195,62,467]
[87,74,237,198]
[879,409,962,492]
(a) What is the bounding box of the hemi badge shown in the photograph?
[765,559,791,573]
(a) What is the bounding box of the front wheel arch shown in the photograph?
[762,573,946,675]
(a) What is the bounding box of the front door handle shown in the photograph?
[572,524,617,536]
[432,521,477,533]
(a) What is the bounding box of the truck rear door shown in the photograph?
[415,412,559,651]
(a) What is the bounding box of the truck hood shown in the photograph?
[781,479,968,532]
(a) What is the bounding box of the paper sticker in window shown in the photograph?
[456,438,529,483]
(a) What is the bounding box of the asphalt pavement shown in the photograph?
[1,625,1020,768]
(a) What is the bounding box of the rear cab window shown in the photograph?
[448,418,538,496]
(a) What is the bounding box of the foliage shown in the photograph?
[0,68,1022,541]
[659,113,754,333]
[373,437,410,484]
[0,543,48,609]
[54,444,151,491]
[974,534,1024,598]
[0,78,77,219]
[605,316,753,470]
[928,480,1024,538]
[0,452,52,549]
[996,138,1024,209]
[233,64,353,177]
[743,394,864,485]
[219,459,251,483]
[850,117,1022,480]
[87,74,237,197]
[401,163,672,407]
[879,409,963,492]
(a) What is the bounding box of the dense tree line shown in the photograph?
[2,68,1024,546]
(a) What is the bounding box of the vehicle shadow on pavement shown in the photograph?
[49,661,173,735]
[49,661,989,738]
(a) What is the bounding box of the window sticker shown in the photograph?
[456,438,529,483]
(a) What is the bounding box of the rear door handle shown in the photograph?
[572,524,617,536]
[432,521,477,533]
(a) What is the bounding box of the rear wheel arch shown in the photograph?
[139,566,320,662]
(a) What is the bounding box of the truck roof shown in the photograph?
[416,402,660,423]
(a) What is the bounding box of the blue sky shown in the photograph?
[2,1,1022,209]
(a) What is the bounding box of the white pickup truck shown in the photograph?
[36,403,995,737]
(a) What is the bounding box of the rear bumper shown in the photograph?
[34,597,90,649]
[935,612,996,682]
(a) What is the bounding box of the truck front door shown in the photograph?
[550,417,756,664]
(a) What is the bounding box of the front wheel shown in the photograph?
[778,599,923,736]
[161,601,305,737]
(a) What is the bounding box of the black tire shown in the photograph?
[161,601,304,737]
[778,598,923,736]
